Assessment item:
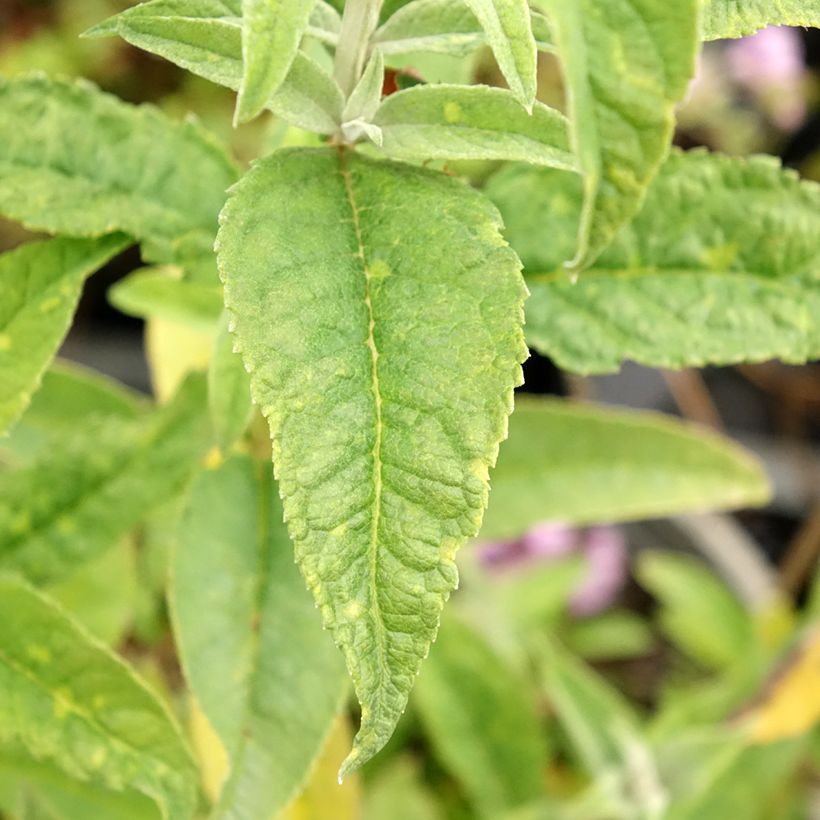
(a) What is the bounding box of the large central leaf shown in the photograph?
[216,147,527,774]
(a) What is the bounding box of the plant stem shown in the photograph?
[334,0,383,97]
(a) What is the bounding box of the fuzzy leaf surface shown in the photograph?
[486,151,820,373]
[87,0,344,134]
[0,75,236,242]
[172,456,347,819]
[481,398,770,541]
[374,85,576,168]
[217,147,527,774]
[0,376,211,585]
[702,0,820,39]
[0,575,197,819]
[542,0,699,270]
[0,235,128,436]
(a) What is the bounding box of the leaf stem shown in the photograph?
[333,0,384,98]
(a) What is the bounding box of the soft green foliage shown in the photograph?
[0,575,197,819]
[541,0,699,271]
[217,146,527,774]
[341,48,385,144]
[0,74,236,244]
[207,314,253,452]
[415,617,548,816]
[171,456,347,818]
[237,0,315,123]
[461,0,536,109]
[487,151,820,372]
[0,376,211,584]
[0,235,128,435]
[702,0,820,39]
[481,398,769,540]
[374,84,576,167]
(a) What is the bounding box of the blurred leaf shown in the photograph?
[636,552,756,671]
[0,375,211,585]
[702,1,820,39]
[414,616,548,817]
[0,575,197,819]
[188,696,228,806]
[566,611,655,662]
[145,318,214,403]
[170,456,348,819]
[0,235,129,436]
[481,398,770,540]
[363,757,442,820]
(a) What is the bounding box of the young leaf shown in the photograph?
[342,49,385,130]
[171,456,348,819]
[372,0,553,57]
[374,85,576,169]
[462,0,537,109]
[109,267,224,330]
[0,75,237,242]
[480,398,769,541]
[0,575,198,819]
[415,616,547,816]
[702,1,820,39]
[207,313,253,452]
[0,235,129,436]
[0,376,211,585]
[237,0,316,124]
[485,151,820,373]
[86,2,344,134]
[217,147,527,774]
[541,0,699,271]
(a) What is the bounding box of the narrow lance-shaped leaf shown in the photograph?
[541,0,699,271]
[0,235,129,436]
[480,398,770,541]
[702,0,820,40]
[217,147,527,775]
[462,0,537,109]
[485,151,820,373]
[341,49,385,147]
[171,456,348,819]
[374,85,577,169]
[0,375,212,585]
[237,0,316,124]
[0,75,237,242]
[85,2,344,135]
[0,575,198,819]
[414,616,548,816]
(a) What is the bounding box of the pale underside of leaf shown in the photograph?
[374,84,577,169]
[480,398,770,541]
[0,575,198,820]
[0,235,129,437]
[485,150,820,373]
[216,147,527,775]
[701,0,820,39]
[542,0,699,271]
[237,0,316,123]
[86,2,343,134]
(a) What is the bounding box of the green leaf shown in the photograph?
[341,49,385,146]
[480,398,770,541]
[636,551,755,671]
[702,0,820,39]
[462,0,536,109]
[217,146,527,774]
[87,1,344,134]
[363,757,442,820]
[373,0,553,57]
[109,267,224,330]
[0,235,129,436]
[0,376,211,585]
[0,75,237,242]
[541,0,699,271]
[237,0,316,123]
[486,151,820,372]
[565,610,655,661]
[208,313,253,452]
[374,85,576,168]
[170,456,348,819]
[0,575,198,819]
[414,617,548,816]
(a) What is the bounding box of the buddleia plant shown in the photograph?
[0,0,817,817]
